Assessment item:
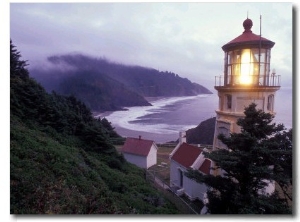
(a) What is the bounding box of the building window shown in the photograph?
[226,94,232,109]
[267,95,274,111]
[178,169,183,187]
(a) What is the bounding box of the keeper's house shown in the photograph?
[169,132,211,201]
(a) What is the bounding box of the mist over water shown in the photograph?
[100,87,292,143]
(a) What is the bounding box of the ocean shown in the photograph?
[98,87,293,143]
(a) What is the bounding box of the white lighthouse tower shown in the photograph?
[212,17,280,154]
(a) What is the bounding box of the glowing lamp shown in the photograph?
[240,49,254,84]
[220,18,275,87]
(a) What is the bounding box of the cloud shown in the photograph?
[10,2,293,89]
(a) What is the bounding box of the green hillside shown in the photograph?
[10,41,179,214]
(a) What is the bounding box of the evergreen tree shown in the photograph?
[187,103,292,214]
[10,40,29,79]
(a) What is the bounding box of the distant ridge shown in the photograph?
[31,54,212,112]
[186,117,216,145]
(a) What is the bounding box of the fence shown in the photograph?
[157,143,177,148]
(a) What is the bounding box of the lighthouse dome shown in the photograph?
[243,18,253,32]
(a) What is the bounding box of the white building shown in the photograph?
[169,132,211,201]
[121,136,157,169]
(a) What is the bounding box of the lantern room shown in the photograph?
[216,18,280,87]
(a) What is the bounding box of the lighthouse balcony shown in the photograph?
[214,74,281,89]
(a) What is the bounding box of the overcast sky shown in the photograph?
[9,2,293,90]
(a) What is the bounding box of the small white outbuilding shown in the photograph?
[121,136,157,169]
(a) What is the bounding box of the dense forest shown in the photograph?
[30,54,212,111]
[10,41,180,214]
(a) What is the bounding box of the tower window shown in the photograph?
[267,95,274,111]
[226,94,232,109]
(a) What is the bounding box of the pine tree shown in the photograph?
[10,40,29,79]
[187,103,292,214]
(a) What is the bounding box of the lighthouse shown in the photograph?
[212,17,280,152]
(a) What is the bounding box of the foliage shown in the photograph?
[10,40,180,214]
[186,103,292,214]
[10,40,29,79]
[10,117,179,214]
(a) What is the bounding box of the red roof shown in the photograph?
[225,31,270,45]
[222,18,274,51]
[198,159,211,175]
[171,143,203,168]
[121,137,155,156]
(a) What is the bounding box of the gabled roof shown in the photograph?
[198,159,211,175]
[171,143,203,168]
[121,137,156,157]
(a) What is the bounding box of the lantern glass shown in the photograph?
[225,48,271,86]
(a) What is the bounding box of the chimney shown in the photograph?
[139,135,141,140]
[179,131,186,144]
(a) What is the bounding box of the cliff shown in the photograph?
[186,117,216,145]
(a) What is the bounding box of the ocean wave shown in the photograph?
[100,90,292,142]
[103,94,213,134]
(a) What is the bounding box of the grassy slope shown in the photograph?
[10,41,195,214]
[10,116,179,214]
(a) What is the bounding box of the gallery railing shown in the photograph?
[215,74,281,87]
